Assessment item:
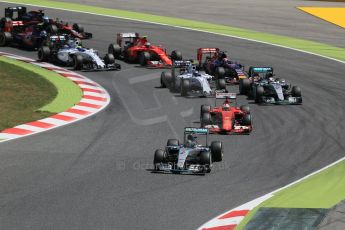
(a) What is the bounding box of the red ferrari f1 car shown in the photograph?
[200,92,252,134]
[108,32,182,68]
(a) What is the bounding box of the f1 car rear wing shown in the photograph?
[184,127,209,146]
[184,127,209,135]
[173,60,193,68]
[248,66,274,77]
[216,92,236,99]
[49,35,66,43]
[215,92,237,106]
[117,32,139,38]
[172,60,196,77]
[5,6,27,19]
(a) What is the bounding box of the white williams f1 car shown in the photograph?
[38,36,121,71]
[160,60,227,97]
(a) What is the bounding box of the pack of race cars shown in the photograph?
[1,6,303,175]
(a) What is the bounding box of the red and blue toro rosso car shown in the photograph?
[108,32,182,68]
[2,6,92,40]
[197,47,247,84]
[200,92,252,134]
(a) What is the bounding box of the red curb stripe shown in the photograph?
[218,210,249,219]
[1,127,33,135]
[83,95,107,101]
[74,81,98,87]
[82,88,105,94]
[60,73,84,79]
[77,102,102,109]
[43,66,67,71]
[66,108,91,115]
[26,121,55,128]
[50,114,76,121]
[202,225,236,230]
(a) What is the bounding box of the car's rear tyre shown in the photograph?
[215,67,225,79]
[201,112,211,127]
[167,139,179,146]
[104,53,115,65]
[242,114,252,126]
[73,54,83,70]
[139,51,150,66]
[171,50,182,61]
[200,104,211,118]
[181,78,190,97]
[255,85,264,103]
[0,32,12,47]
[38,46,51,61]
[200,151,212,173]
[216,78,226,90]
[161,71,172,88]
[210,141,223,162]
[291,86,301,97]
[154,149,167,169]
[240,105,250,114]
[72,23,84,33]
[47,24,58,34]
[108,43,121,58]
[239,78,251,95]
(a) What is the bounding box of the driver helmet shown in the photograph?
[42,16,49,24]
[223,103,230,111]
[186,134,196,148]
[145,42,151,48]
[268,77,275,83]
[40,30,47,38]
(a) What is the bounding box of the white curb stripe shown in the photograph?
[15,124,45,132]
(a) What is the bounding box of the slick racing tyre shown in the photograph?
[47,24,58,34]
[255,85,264,103]
[242,114,252,126]
[291,86,301,97]
[171,50,182,61]
[201,112,211,128]
[180,78,190,97]
[72,23,84,33]
[38,46,51,61]
[239,78,251,95]
[108,43,121,58]
[154,149,167,170]
[0,32,12,47]
[200,151,212,173]
[240,105,250,114]
[215,67,225,79]
[210,141,223,162]
[139,51,150,66]
[167,139,180,146]
[200,104,211,118]
[104,53,115,65]
[73,54,84,70]
[217,78,226,90]
[161,71,172,88]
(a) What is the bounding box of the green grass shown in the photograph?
[236,160,345,229]
[0,56,82,113]
[2,0,345,62]
[0,60,56,130]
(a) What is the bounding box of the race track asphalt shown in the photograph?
[1,3,345,230]
[59,0,345,48]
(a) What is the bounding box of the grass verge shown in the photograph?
[0,56,82,131]
[0,59,56,130]
[0,56,82,113]
[236,160,345,229]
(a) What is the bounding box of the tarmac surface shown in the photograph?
[1,2,345,229]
